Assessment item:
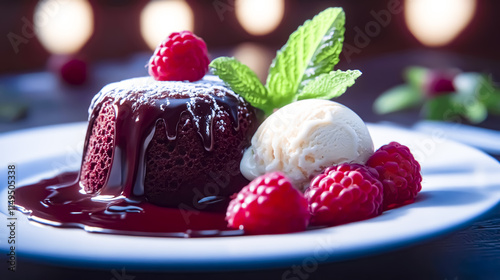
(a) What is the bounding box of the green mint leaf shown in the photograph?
[266,7,345,108]
[210,57,272,114]
[374,85,423,114]
[297,70,361,100]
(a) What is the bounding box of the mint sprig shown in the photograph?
[267,7,346,98]
[209,7,361,116]
[209,57,272,113]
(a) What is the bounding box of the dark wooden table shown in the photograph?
[2,50,500,280]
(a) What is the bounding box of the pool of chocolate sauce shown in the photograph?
[16,172,243,237]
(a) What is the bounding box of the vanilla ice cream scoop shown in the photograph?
[240,99,374,191]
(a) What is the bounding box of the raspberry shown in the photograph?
[424,69,458,97]
[226,172,310,234]
[49,55,87,85]
[305,163,383,226]
[148,31,209,82]
[366,142,422,210]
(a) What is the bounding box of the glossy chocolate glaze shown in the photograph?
[83,76,244,198]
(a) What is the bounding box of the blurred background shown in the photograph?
[3,2,500,278]
[1,0,499,133]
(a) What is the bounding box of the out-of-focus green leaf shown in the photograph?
[0,102,28,122]
[425,94,487,123]
[404,67,428,90]
[462,99,487,123]
[379,68,499,123]
[373,85,422,114]
[482,91,500,115]
[476,75,500,114]
[423,95,458,121]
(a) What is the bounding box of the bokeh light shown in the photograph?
[233,42,275,82]
[141,0,194,50]
[34,0,94,54]
[235,0,285,36]
[405,0,477,47]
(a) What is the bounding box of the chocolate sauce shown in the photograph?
[16,172,243,237]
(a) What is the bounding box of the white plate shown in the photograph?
[1,122,500,271]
